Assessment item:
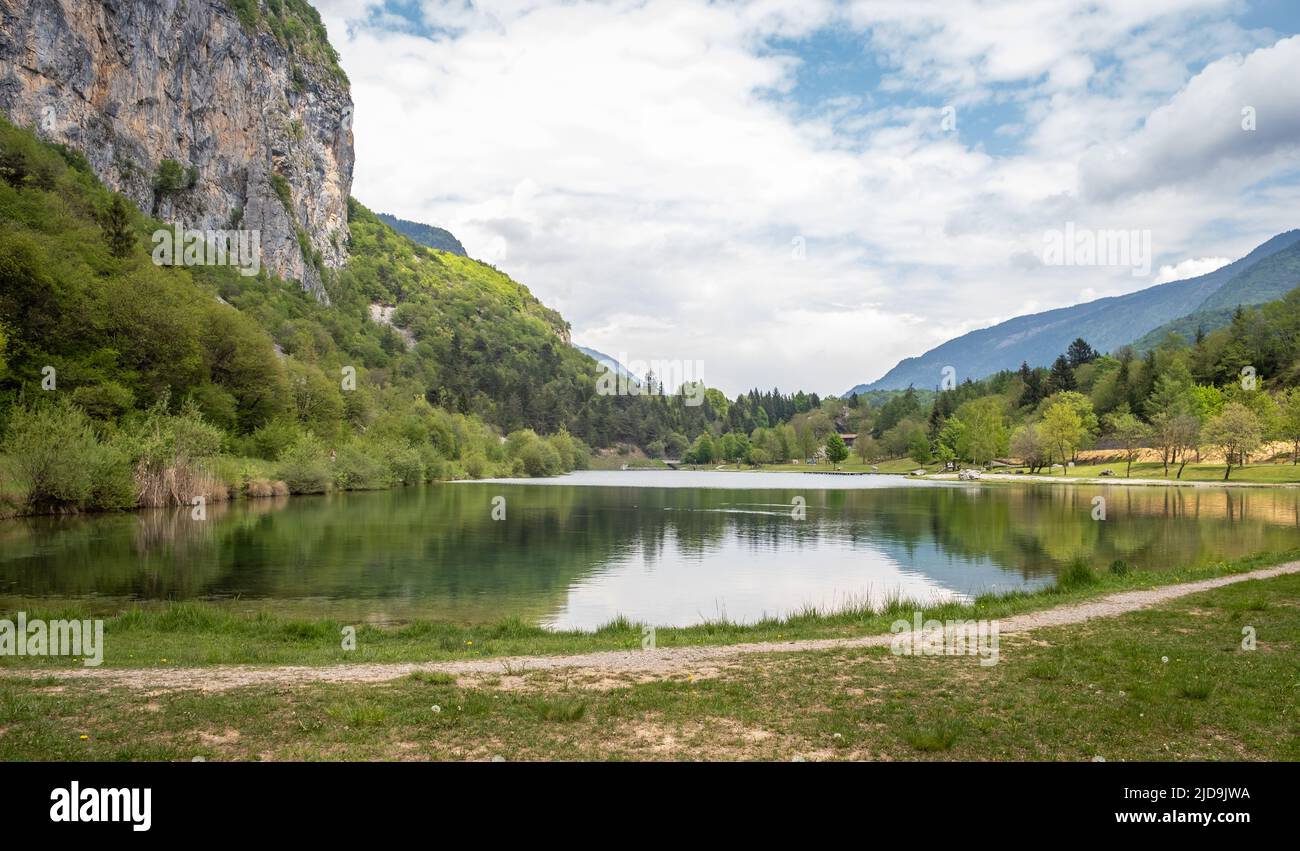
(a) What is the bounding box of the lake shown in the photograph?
[2,471,1298,629]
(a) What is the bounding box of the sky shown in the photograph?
[313,0,1300,397]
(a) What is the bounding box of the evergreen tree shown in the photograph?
[1066,337,1098,368]
[1047,354,1076,394]
[100,196,135,259]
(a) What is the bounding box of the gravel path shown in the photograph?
[23,561,1300,692]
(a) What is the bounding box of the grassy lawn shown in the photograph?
[1044,459,1300,484]
[0,549,1297,670]
[746,457,1300,484]
[2,568,1296,761]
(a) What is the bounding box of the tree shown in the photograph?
[1279,388,1300,465]
[1066,338,1098,368]
[907,429,933,465]
[1041,399,1083,474]
[1010,423,1049,473]
[1169,413,1201,479]
[151,158,188,214]
[686,433,716,465]
[825,433,848,465]
[1145,369,1198,474]
[853,428,873,464]
[1017,361,1044,409]
[936,416,965,469]
[952,397,1009,465]
[795,423,818,462]
[1202,403,1263,481]
[1047,355,1076,394]
[100,196,136,259]
[1039,391,1098,459]
[1103,410,1149,478]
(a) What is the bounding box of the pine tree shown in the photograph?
[1066,337,1098,368]
[100,196,135,259]
[1047,354,1077,394]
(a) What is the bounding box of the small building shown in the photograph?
[838,433,857,448]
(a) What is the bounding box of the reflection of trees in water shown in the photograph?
[1,483,1298,608]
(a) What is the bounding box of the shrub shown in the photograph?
[1109,559,1130,576]
[332,442,392,490]
[382,441,425,485]
[3,398,133,510]
[276,434,331,494]
[462,452,489,479]
[1057,558,1100,591]
[242,418,303,461]
[128,402,225,507]
[186,382,239,432]
[71,381,135,420]
[270,173,293,213]
[546,429,579,469]
[520,440,563,477]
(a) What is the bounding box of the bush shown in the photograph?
[462,452,489,479]
[381,441,425,485]
[519,439,563,477]
[129,402,226,507]
[242,418,303,461]
[3,398,133,510]
[1109,559,1130,576]
[186,382,239,432]
[1057,558,1100,591]
[277,434,331,494]
[332,442,392,490]
[71,381,135,420]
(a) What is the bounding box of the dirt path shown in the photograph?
[23,561,1300,693]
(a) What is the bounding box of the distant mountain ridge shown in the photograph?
[375,213,467,256]
[847,229,1300,394]
[575,345,642,384]
[1132,238,1300,350]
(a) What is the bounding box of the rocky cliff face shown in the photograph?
[0,0,353,299]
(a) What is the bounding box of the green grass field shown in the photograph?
[3,563,1295,761]
[746,456,1300,484]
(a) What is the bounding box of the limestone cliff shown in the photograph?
[0,0,353,299]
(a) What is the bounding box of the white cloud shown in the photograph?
[1152,256,1232,284]
[1081,36,1300,201]
[316,0,1300,395]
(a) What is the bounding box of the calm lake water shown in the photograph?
[2,471,1299,629]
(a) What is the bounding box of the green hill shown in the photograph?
[374,213,467,256]
[849,229,1300,392]
[0,115,608,502]
[1133,239,1300,350]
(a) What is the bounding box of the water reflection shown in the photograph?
[0,471,1297,628]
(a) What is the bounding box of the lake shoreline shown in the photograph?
[651,463,1300,489]
[11,564,1295,761]
[4,547,1298,670]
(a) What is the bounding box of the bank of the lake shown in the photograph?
[2,547,1298,670]
[4,563,1297,761]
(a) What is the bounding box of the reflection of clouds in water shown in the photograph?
[543,527,993,630]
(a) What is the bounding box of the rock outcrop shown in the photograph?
[0,0,353,299]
